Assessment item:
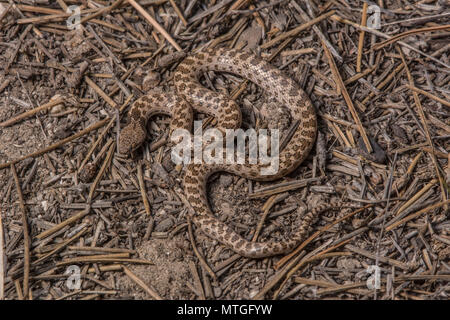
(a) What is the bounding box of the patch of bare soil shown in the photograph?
[117,238,192,300]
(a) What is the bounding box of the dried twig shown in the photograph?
[34,227,89,265]
[0,207,4,300]
[261,10,335,49]
[0,118,109,170]
[123,266,163,300]
[127,0,182,51]
[397,46,447,206]
[36,207,90,240]
[405,85,450,109]
[187,217,217,282]
[88,141,115,201]
[253,205,371,299]
[0,97,65,127]
[330,14,450,69]
[356,2,368,72]
[11,164,30,298]
[321,39,372,153]
[386,199,450,232]
[372,25,450,51]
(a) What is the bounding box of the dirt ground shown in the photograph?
[0,0,449,300]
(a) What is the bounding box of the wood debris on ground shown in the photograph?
[0,0,448,300]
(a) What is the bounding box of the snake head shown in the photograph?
[118,122,146,155]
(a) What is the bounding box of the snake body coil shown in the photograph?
[119,47,325,258]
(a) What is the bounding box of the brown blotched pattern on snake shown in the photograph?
[119,47,328,258]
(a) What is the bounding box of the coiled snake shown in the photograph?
[119,47,333,258]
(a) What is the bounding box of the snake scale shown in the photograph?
[119,47,333,258]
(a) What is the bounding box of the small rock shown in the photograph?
[49,94,66,114]
[79,163,97,183]
[236,21,263,49]
[220,202,234,217]
[213,287,222,298]
[337,258,361,270]
[152,163,170,183]
[142,71,161,91]
[66,61,89,88]
[358,135,387,164]
[41,200,49,211]
[352,217,364,229]
[154,217,174,232]
[219,175,233,188]
[391,124,408,144]
[248,289,259,299]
